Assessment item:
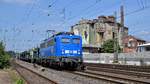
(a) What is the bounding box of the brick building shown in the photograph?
[122,35,146,53]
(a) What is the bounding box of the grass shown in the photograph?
[15,79,24,84]
[5,68,26,84]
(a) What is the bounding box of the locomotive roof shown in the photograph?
[54,32,74,36]
[43,32,77,42]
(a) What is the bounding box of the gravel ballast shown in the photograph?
[16,60,114,84]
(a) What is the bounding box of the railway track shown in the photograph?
[70,70,150,84]
[85,63,150,73]
[72,71,126,84]
[87,66,150,78]
[75,63,150,84]
[12,59,57,84]
[12,59,150,84]
[15,60,109,84]
[85,63,150,78]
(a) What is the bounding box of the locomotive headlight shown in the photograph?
[65,50,69,54]
[73,50,77,54]
[78,50,80,54]
[62,49,65,54]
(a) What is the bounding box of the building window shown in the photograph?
[128,41,132,47]
[100,32,104,39]
[128,41,135,48]
[113,32,115,39]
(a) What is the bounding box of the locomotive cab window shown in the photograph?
[73,38,80,44]
[48,39,55,46]
[61,38,70,43]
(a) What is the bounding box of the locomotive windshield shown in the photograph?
[61,38,70,43]
[73,38,80,44]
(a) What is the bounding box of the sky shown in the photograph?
[0,0,150,52]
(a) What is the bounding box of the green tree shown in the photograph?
[0,42,10,69]
[101,39,121,53]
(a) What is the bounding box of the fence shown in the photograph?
[83,52,150,66]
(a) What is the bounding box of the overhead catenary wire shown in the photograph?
[123,4,150,18]
[48,0,58,8]
[84,0,122,19]
[18,0,38,26]
[58,0,103,27]
[140,0,145,8]
[3,0,150,51]
[62,0,77,9]
[61,0,122,26]
[9,0,39,51]
[137,0,146,8]
[67,0,102,20]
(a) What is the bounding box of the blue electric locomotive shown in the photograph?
[39,32,84,70]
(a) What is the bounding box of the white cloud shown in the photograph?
[1,0,35,4]
[139,30,150,35]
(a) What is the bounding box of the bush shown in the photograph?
[101,39,121,53]
[0,42,10,69]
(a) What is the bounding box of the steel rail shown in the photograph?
[12,60,57,84]
[87,66,150,78]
